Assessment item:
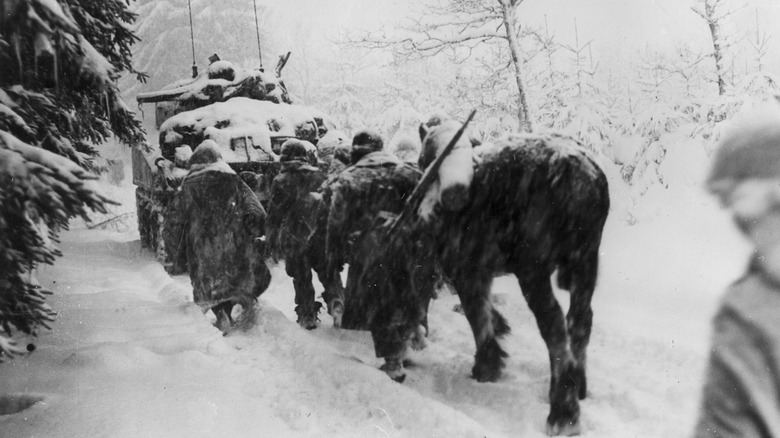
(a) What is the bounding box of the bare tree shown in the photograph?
[561,18,598,98]
[748,8,771,73]
[345,0,534,132]
[635,49,672,101]
[691,0,740,95]
[499,0,532,131]
[662,43,707,99]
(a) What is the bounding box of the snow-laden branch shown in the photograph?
[691,0,743,24]
[0,336,27,362]
[347,22,505,58]
[0,130,116,224]
[343,0,512,60]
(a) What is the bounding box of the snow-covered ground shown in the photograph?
[0,147,752,437]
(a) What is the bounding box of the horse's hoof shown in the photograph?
[471,363,502,382]
[380,358,406,383]
[546,402,581,436]
[545,419,581,436]
[472,338,507,382]
[297,315,318,330]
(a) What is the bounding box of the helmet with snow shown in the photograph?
[351,129,384,164]
[280,138,317,164]
[189,140,223,166]
[707,98,780,222]
[390,137,420,162]
[317,130,347,157]
[207,59,236,81]
[174,146,193,168]
[424,112,450,129]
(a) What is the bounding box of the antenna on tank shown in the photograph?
[188,0,197,78]
[253,0,264,72]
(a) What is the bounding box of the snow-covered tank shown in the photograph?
[133,55,335,269]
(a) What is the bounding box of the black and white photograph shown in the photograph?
[2,0,780,436]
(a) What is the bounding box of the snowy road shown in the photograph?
[0,179,751,437]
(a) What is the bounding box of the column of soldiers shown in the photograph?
[165,128,434,380]
[266,129,435,378]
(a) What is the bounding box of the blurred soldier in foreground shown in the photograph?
[324,130,434,379]
[266,139,326,329]
[695,100,780,438]
[164,140,271,332]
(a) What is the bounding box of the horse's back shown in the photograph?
[450,133,609,271]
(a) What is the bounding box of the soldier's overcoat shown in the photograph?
[266,161,326,260]
[325,151,429,340]
[165,162,270,308]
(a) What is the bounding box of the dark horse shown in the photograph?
[414,120,610,436]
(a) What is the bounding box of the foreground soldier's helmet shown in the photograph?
[351,129,384,163]
[707,99,780,199]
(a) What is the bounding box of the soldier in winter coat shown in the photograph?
[164,140,271,332]
[316,129,351,176]
[304,142,351,327]
[325,130,436,379]
[266,139,327,329]
[694,102,780,438]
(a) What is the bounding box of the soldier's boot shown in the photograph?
[321,277,345,329]
[212,302,234,333]
[320,292,343,328]
[293,274,321,330]
[330,298,344,329]
[408,324,428,351]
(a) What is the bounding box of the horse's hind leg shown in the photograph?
[518,271,580,436]
[564,248,599,401]
[453,272,508,382]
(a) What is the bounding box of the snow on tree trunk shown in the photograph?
[708,17,726,95]
[500,0,533,133]
[692,0,732,96]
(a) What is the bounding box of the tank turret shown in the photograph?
[136,54,292,129]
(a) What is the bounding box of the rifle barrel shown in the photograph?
[387,109,477,238]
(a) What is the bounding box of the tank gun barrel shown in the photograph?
[136,87,189,104]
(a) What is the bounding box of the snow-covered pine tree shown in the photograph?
[0,0,145,360]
